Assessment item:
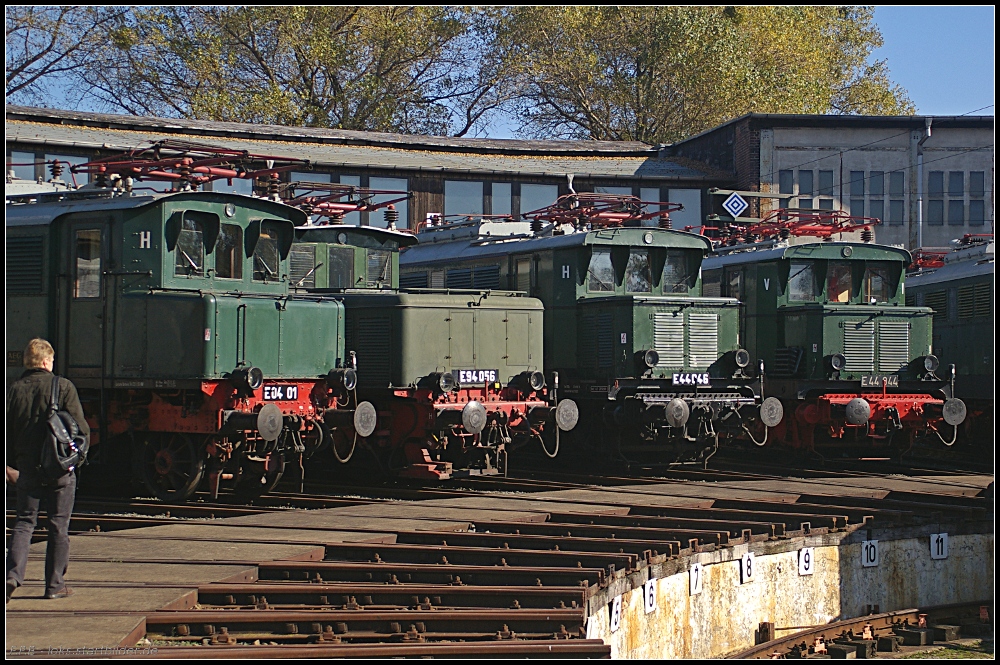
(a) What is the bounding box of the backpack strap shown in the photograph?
[50,375,61,415]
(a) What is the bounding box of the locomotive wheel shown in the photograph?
[235,454,286,499]
[142,433,205,502]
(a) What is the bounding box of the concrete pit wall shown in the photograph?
[586,527,993,659]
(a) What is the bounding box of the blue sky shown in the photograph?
[872,6,995,116]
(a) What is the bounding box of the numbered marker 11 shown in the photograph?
[798,547,815,575]
[689,563,703,595]
[609,595,622,633]
[643,579,657,614]
[930,533,948,560]
[740,552,755,584]
[861,540,879,567]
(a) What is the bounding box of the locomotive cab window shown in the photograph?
[661,251,695,294]
[74,229,102,298]
[787,261,817,301]
[587,248,615,292]
[367,249,392,287]
[625,248,651,293]
[863,265,890,303]
[328,246,355,289]
[215,223,243,280]
[827,262,852,303]
[726,268,742,301]
[252,226,280,282]
[174,215,205,277]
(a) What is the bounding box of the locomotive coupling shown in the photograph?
[323,402,378,437]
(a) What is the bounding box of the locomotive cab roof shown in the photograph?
[294,223,418,250]
[703,240,912,269]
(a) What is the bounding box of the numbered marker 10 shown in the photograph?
[798,547,815,576]
[930,533,948,560]
[740,552,755,584]
[861,540,879,567]
[643,579,657,614]
[609,595,622,633]
[689,563,703,595]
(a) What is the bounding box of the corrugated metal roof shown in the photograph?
[6,106,720,182]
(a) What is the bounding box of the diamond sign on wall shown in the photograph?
[722,192,749,218]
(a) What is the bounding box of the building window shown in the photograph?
[370,177,408,229]
[948,171,964,197]
[927,200,944,226]
[596,185,632,195]
[927,171,944,197]
[850,199,865,218]
[969,200,986,226]
[799,198,813,210]
[667,188,702,229]
[798,170,813,196]
[445,180,483,217]
[948,200,964,226]
[869,171,884,197]
[818,170,834,196]
[338,175,362,226]
[888,200,904,225]
[8,151,37,181]
[819,199,834,210]
[889,171,904,197]
[492,182,512,216]
[521,184,559,217]
[970,171,985,198]
[870,199,884,223]
[850,171,865,197]
[640,187,661,204]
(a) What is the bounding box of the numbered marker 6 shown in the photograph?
[643,579,657,614]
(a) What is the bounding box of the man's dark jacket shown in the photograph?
[7,369,90,471]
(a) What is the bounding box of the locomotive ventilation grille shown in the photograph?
[7,236,43,294]
[772,347,804,377]
[877,320,909,372]
[580,313,615,370]
[843,321,875,373]
[653,311,717,369]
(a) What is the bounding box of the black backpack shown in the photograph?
[37,376,89,482]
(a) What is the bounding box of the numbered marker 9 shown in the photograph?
[798,547,815,576]
[740,552,755,584]
[689,563,703,596]
[861,539,879,567]
[930,533,948,560]
[643,579,657,614]
[609,595,622,633]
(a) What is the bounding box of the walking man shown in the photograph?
[6,338,89,602]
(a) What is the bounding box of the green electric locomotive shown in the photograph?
[6,180,370,500]
[905,236,993,443]
[700,209,967,455]
[399,194,780,466]
[287,185,578,480]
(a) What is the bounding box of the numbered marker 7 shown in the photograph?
[689,563,703,595]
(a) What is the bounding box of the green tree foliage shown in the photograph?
[76,7,511,136]
[498,6,915,142]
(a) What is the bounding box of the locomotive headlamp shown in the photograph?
[734,349,750,369]
[231,366,264,396]
[326,367,358,392]
[634,349,659,373]
[438,371,457,393]
[922,354,940,372]
[828,353,847,372]
[527,371,546,392]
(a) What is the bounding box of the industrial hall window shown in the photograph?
[74,229,102,298]
[587,249,615,292]
[215,224,243,280]
[175,214,205,277]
